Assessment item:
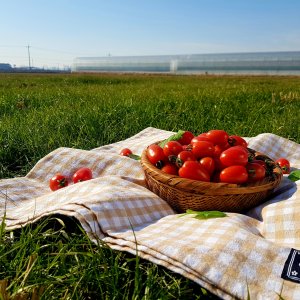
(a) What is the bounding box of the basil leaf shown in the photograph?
[128,154,141,160]
[179,209,202,217]
[180,209,227,219]
[288,170,300,182]
[185,209,197,214]
[158,130,185,148]
[193,211,227,219]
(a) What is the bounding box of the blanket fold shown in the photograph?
[1,127,300,299]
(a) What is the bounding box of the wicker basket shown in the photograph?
[140,147,283,213]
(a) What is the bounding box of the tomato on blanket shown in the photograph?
[72,167,93,183]
[49,173,69,191]
[120,148,133,157]
[275,158,291,174]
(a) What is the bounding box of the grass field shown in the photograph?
[1,73,300,299]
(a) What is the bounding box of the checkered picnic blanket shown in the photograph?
[1,127,300,299]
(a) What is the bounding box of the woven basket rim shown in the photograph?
[140,146,282,195]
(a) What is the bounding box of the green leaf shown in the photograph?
[128,154,141,160]
[194,211,227,219]
[158,130,185,148]
[180,209,227,220]
[288,170,300,182]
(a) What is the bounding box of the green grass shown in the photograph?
[1,73,299,179]
[1,215,211,299]
[0,73,300,299]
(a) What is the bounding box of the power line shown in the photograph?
[0,44,104,68]
[31,46,83,55]
[0,44,102,57]
[0,45,26,48]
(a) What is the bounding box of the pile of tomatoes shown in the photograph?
[49,167,93,191]
[49,130,291,190]
[144,129,290,184]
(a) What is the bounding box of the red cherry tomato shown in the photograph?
[178,161,210,182]
[176,150,196,167]
[163,141,183,157]
[213,145,224,157]
[220,146,249,167]
[275,158,290,174]
[246,162,266,182]
[198,133,208,138]
[191,135,211,144]
[251,159,267,169]
[177,150,196,162]
[177,131,194,145]
[221,143,230,150]
[206,129,229,146]
[161,163,178,175]
[120,148,132,156]
[228,135,248,148]
[49,173,69,191]
[73,167,93,183]
[192,141,215,159]
[220,165,248,184]
[213,143,231,157]
[199,157,215,175]
[146,144,166,166]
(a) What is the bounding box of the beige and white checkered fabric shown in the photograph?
[1,127,300,299]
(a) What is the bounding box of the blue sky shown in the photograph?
[1,0,300,68]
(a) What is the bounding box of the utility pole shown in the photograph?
[27,45,31,70]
